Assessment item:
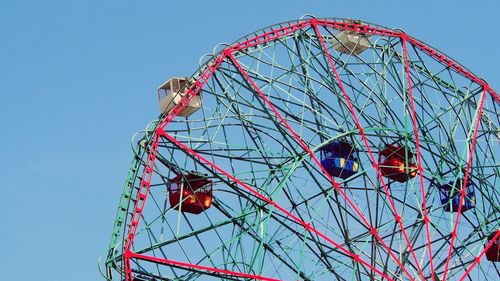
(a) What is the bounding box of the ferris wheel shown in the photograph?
[102,17,500,281]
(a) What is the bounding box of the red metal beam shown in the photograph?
[129,252,282,281]
[401,36,436,280]
[440,89,487,281]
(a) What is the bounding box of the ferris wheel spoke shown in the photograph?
[401,37,436,278]
[312,22,424,280]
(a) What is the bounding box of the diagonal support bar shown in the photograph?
[441,88,488,281]
[458,230,500,280]
[401,36,436,280]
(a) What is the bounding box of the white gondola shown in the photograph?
[333,20,371,55]
[157,77,201,117]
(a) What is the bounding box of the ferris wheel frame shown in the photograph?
[103,17,500,281]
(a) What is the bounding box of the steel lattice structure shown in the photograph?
[101,17,500,281]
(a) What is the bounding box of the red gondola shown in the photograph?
[378,144,417,183]
[168,173,213,214]
[486,230,500,262]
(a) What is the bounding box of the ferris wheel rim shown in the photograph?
[178,17,497,113]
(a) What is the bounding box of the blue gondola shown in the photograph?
[437,179,476,212]
[319,141,359,179]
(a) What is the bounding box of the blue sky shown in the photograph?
[1,1,499,280]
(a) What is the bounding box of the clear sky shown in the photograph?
[1,1,499,280]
